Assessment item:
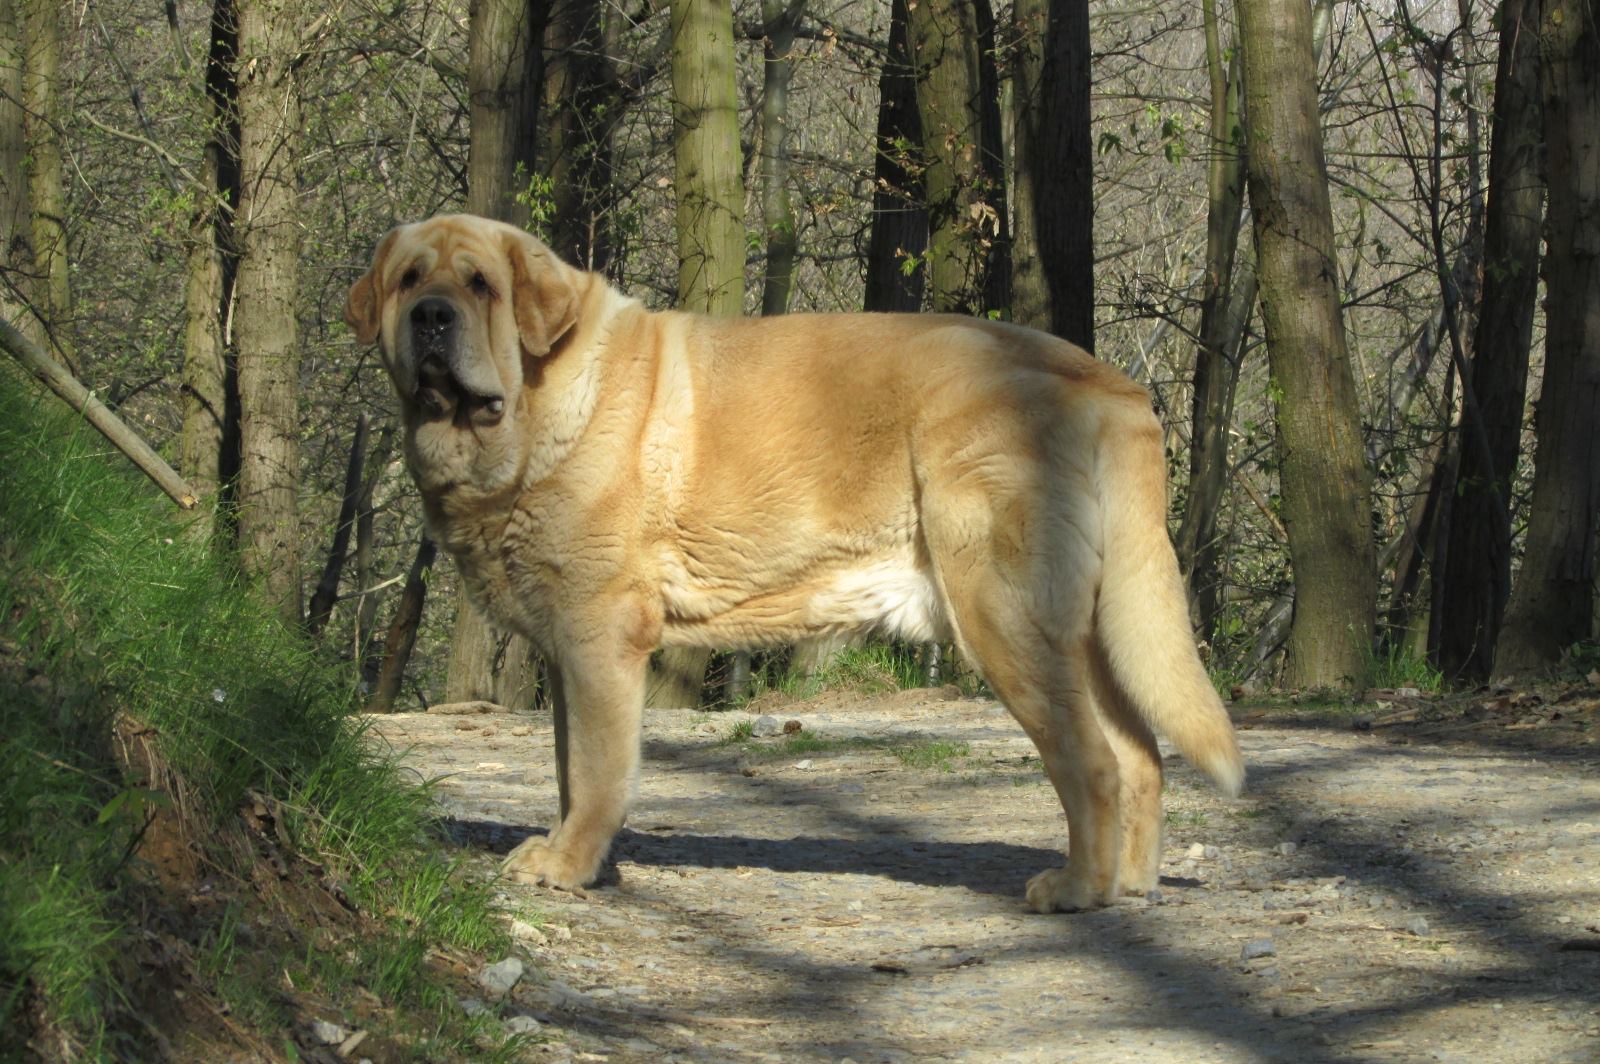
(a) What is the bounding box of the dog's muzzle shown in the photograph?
[407,296,505,424]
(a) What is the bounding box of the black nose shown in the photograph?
[410,297,455,332]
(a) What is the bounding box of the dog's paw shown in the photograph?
[502,835,598,892]
[1025,866,1114,914]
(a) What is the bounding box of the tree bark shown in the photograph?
[467,0,544,227]
[670,0,745,317]
[444,0,549,707]
[1239,0,1377,689]
[1433,0,1544,680]
[180,0,242,535]
[1175,3,1248,640]
[758,0,802,316]
[543,0,617,273]
[654,0,747,708]
[0,0,42,350]
[233,0,305,627]
[907,0,1002,314]
[306,414,368,639]
[20,0,74,370]
[1010,0,1092,348]
[368,537,437,713]
[1496,0,1600,674]
[862,0,925,313]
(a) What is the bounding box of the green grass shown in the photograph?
[738,643,930,705]
[1368,642,1445,692]
[0,369,512,1058]
[723,727,971,772]
[891,739,970,772]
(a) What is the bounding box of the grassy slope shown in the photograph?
[0,371,520,1060]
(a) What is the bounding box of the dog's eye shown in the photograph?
[399,267,420,290]
[469,272,493,298]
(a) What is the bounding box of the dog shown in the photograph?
[346,213,1243,912]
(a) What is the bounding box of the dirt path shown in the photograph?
[369,691,1600,1063]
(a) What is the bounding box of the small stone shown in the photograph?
[1203,845,1221,860]
[310,1019,349,1045]
[459,996,490,1016]
[1186,842,1207,860]
[505,1015,541,1035]
[1404,916,1431,937]
[478,957,525,998]
[751,715,784,738]
[794,759,814,770]
[549,924,573,941]
[1275,841,1298,857]
[1396,686,1423,698]
[510,725,533,737]
[510,919,548,946]
[1144,887,1164,905]
[1240,938,1277,961]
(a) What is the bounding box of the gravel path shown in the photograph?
[369,690,1600,1063]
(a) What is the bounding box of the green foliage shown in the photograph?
[0,371,506,1056]
[890,739,969,772]
[1367,642,1445,692]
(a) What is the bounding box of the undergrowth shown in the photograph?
[737,642,969,705]
[0,371,517,1060]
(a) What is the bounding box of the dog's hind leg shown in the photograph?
[1087,638,1164,895]
[923,509,1123,912]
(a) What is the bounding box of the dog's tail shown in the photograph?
[1093,400,1244,797]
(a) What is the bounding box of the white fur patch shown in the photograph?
[809,560,946,642]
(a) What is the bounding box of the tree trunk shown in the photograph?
[1175,2,1248,639]
[368,537,437,713]
[1434,0,1545,680]
[233,0,305,627]
[653,0,747,708]
[306,414,368,639]
[180,0,242,534]
[445,0,548,707]
[21,0,74,371]
[543,0,617,273]
[1496,0,1600,674]
[1010,0,1092,348]
[354,424,394,685]
[758,0,802,316]
[0,0,42,350]
[907,0,1002,314]
[467,0,544,227]
[862,0,925,313]
[670,0,745,317]
[1239,0,1377,689]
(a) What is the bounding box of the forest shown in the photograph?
[3,0,1598,704]
[4,0,1600,1058]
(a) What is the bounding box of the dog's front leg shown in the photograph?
[503,637,646,891]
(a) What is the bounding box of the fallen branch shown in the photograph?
[0,319,198,510]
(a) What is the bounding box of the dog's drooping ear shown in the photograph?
[344,228,399,346]
[508,233,579,357]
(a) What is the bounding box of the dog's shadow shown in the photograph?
[441,817,1203,898]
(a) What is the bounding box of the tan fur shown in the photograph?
[348,214,1245,911]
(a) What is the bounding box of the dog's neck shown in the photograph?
[513,277,640,488]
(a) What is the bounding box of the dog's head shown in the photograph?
[345,215,582,489]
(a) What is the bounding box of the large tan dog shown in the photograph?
[346,214,1243,913]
